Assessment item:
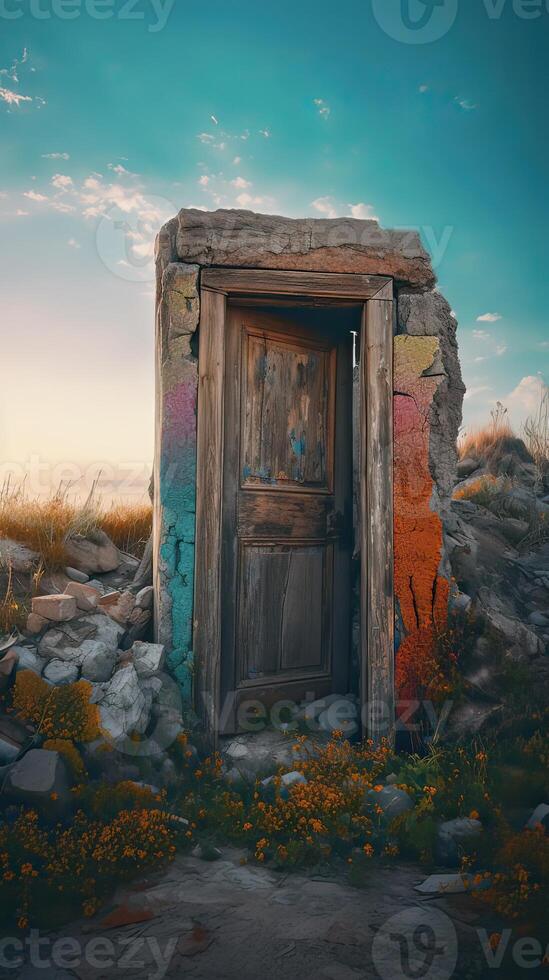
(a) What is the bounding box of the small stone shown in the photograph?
[527,611,549,627]
[457,457,480,479]
[449,591,472,615]
[65,581,101,612]
[64,566,90,584]
[135,585,154,610]
[525,803,549,833]
[385,773,399,785]
[26,612,49,634]
[97,590,121,607]
[80,642,117,683]
[43,659,79,685]
[435,817,483,867]
[280,770,307,789]
[31,594,77,623]
[129,607,151,626]
[365,786,414,820]
[131,640,165,678]
[192,843,222,862]
[318,698,358,736]
[87,579,105,594]
[101,590,135,626]
[13,645,43,675]
[415,873,478,895]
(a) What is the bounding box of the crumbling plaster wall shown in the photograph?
[154,209,465,705]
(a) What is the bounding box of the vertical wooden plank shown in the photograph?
[194,287,226,748]
[360,296,395,745]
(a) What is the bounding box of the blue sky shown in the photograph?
[1,0,548,497]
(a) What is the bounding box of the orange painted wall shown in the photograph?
[393,336,449,703]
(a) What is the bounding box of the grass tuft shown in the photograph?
[458,402,516,461]
[0,482,152,571]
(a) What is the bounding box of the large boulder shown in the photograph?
[98,665,150,742]
[3,749,70,815]
[42,659,79,685]
[364,786,414,821]
[131,640,165,678]
[435,817,483,867]
[0,538,40,573]
[64,530,121,574]
[38,615,124,666]
[477,588,544,661]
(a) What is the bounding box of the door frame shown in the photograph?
[193,268,394,747]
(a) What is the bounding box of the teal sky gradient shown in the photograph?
[1,0,548,496]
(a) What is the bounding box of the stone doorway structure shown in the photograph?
[153,209,464,747]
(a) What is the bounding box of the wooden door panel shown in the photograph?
[237,544,329,685]
[242,330,335,492]
[237,492,330,539]
[221,305,352,731]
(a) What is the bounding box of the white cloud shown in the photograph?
[23,190,48,202]
[0,87,32,107]
[464,385,493,401]
[477,312,502,322]
[233,156,241,165]
[496,344,508,356]
[42,152,70,160]
[51,174,73,190]
[537,341,549,349]
[67,238,80,248]
[16,209,28,216]
[0,47,28,84]
[231,176,251,189]
[419,84,429,93]
[311,196,338,218]
[235,192,262,207]
[505,375,549,425]
[311,198,380,222]
[258,129,271,138]
[472,329,491,340]
[198,175,210,186]
[454,97,478,111]
[313,98,330,118]
[348,202,379,222]
[0,50,42,110]
[107,163,137,177]
[197,133,215,144]
[210,114,218,125]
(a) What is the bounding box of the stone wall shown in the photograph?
[154,209,464,708]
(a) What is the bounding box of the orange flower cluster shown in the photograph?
[42,739,86,780]
[0,803,180,928]
[12,671,100,742]
[473,827,549,923]
[242,735,393,865]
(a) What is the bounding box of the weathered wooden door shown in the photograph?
[220,306,353,731]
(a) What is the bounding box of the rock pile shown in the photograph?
[0,529,186,809]
[447,437,549,734]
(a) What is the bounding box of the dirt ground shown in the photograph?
[0,847,515,980]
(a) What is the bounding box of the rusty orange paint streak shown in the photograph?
[393,337,449,702]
